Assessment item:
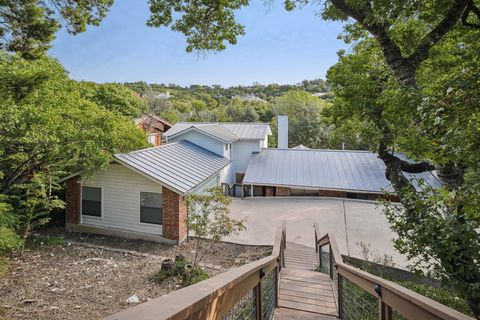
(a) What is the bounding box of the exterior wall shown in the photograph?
[169,130,225,156]
[80,163,163,236]
[162,187,187,242]
[318,190,348,198]
[231,140,262,174]
[261,136,268,148]
[192,173,220,195]
[65,176,81,224]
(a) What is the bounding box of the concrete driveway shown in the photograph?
[224,197,408,268]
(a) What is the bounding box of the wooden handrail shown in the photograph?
[106,222,287,320]
[314,229,474,320]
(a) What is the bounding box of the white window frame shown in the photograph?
[80,185,104,220]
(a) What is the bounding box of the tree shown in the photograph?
[186,187,245,266]
[0,0,114,58]
[0,53,148,250]
[327,35,480,316]
[77,82,143,118]
[273,90,332,149]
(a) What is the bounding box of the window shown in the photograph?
[224,143,230,151]
[148,134,156,145]
[140,192,162,225]
[82,186,102,217]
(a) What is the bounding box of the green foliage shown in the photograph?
[77,82,143,118]
[0,53,148,252]
[399,281,474,317]
[326,12,480,316]
[150,258,209,287]
[0,257,8,278]
[25,235,66,250]
[273,90,333,149]
[186,187,245,265]
[0,0,113,58]
[147,0,249,52]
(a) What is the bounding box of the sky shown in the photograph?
[49,1,348,87]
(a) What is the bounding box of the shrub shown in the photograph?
[150,258,209,287]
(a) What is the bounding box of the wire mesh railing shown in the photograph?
[313,223,472,320]
[261,267,277,320]
[221,288,256,320]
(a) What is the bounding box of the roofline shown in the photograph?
[165,126,238,143]
[59,171,82,183]
[240,181,393,195]
[185,160,232,194]
[113,156,187,195]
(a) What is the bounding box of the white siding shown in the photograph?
[192,173,220,195]
[262,136,268,148]
[231,140,262,173]
[81,164,163,236]
[169,130,225,156]
[220,163,235,185]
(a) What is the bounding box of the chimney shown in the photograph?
[278,115,288,149]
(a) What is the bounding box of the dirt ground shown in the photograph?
[0,230,270,320]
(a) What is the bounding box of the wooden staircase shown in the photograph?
[278,242,338,319]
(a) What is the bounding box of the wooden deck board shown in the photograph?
[279,242,338,318]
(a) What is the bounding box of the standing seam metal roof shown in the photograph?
[164,122,271,141]
[114,140,230,194]
[242,148,441,193]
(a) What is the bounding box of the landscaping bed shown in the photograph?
[0,230,270,320]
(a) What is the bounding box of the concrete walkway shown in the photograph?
[224,197,408,268]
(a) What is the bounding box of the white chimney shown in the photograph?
[278,115,288,149]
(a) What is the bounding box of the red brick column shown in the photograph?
[162,187,187,242]
[65,176,81,224]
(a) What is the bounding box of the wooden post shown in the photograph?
[329,245,334,280]
[255,270,264,320]
[379,300,392,320]
[337,274,343,319]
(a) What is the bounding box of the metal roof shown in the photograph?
[242,148,441,193]
[164,122,271,142]
[114,140,230,195]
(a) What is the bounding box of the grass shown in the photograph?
[25,235,66,250]
[0,256,9,277]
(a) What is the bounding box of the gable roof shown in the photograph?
[113,141,230,195]
[164,122,272,142]
[243,148,440,194]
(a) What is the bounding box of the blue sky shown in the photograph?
[50,1,348,87]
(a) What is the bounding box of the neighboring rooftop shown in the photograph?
[164,122,272,142]
[292,144,310,150]
[114,140,230,194]
[243,148,441,194]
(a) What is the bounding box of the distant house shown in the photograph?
[62,141,229,244]
[135,115,171,146]
[163,122,272,190]
[232,94,266,103]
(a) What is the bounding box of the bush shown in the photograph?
[150,258,209,287]
[0,226,22,254]
[398,281,474,317]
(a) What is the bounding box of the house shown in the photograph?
[63,141,230,243]
[241,148,440,199]
[163,122,272,192]
[135,115,171,146]
[62,117,438,243]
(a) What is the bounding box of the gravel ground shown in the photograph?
[0,231,270,320]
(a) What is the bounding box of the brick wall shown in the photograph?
[276,186,290,196]
[65,176,81,224]
[162,187,187,242]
